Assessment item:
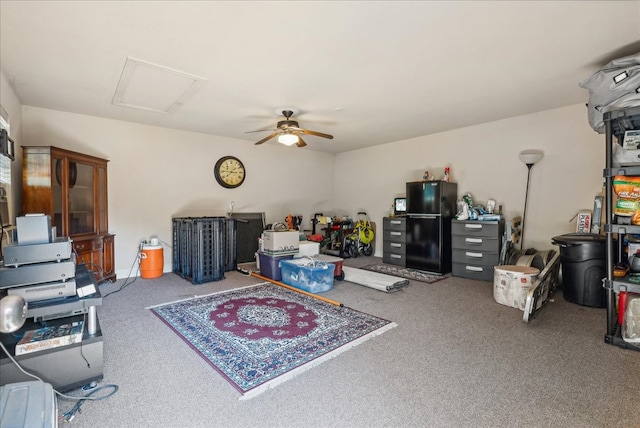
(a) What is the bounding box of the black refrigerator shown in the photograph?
[405,181,458,274]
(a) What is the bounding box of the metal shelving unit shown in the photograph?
[603,106,640,352]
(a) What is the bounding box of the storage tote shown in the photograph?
[280,257,335,293]
[258,251,293,281]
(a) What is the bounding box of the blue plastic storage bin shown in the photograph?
[279,258,335,293]
[258,251,293,281]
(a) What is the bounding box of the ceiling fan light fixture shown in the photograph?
[278,133,299,146]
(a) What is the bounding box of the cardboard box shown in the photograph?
[576,211,592,233]
[262,230,300,252]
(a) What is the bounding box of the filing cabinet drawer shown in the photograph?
[451,236,500,252]
[383,252,406,266]
[383,240,406,254]
[383,217,405,231]
[452,249,500,267]
[452,263,494,282]
[383,229,406,242]
[452,220,501,238]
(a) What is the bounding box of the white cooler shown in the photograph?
[297,241,320,257]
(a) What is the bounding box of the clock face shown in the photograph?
[214,156,246,188]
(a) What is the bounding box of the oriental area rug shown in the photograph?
[149,283,396,400]
[361,264,448,284]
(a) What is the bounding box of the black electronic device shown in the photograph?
[394,197,407,215]
[0,187,9,227]
[0,128,15,160]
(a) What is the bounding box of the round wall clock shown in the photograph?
[214,156,246,188]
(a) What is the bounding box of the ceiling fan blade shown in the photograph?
[255,132,278,145]
[245,128,277,134]
[296,136,307,147]
[299,129,334,139]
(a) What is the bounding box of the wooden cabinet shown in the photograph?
[382,217,406,266]
[451,219,504,281]
[22,146,115,282]
[102,233,115,280]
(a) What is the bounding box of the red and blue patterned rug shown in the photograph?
[149,282,396,399]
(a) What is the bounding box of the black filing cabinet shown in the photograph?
[451,219,504,281]
[383,217,406,266]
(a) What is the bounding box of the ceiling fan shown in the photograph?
[246,109,334,147]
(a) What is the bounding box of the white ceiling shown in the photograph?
[1,1,639,153]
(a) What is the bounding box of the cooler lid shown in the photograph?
[142,244,163,250]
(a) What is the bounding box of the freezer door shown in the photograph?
[406,216,451,274]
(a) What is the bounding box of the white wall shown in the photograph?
[21,107,336,278]
[16,102,607,278]
[0,69,24,224]
[335,104,605,255]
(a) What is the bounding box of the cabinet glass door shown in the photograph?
[68,161,95,235]
[52,156,64,234]
[98,166,107,233]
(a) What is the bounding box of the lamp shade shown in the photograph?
[0,295,28,333]
[519,149,544,166]
[277,133,299,146]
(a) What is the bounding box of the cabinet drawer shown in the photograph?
[452,263,494,282]
[383,241,406,254]
[452,221,502,238]
[383,229,406,242]
[383,252,406,266]
[383,217,405,232]
[452,249,500,267]
[452,236,500,252]
[74,237,103,252]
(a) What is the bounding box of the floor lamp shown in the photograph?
[519,149,544,250]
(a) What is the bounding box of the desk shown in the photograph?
[0,264,104,392]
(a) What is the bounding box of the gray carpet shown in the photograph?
[56,256,639,428]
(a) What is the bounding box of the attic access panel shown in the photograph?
[112,57,206,114]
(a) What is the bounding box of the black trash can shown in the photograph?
[551,233,606,308]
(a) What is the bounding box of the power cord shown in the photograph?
[101,249,141,298]
[79,303,91,368]
[58,383,119,423]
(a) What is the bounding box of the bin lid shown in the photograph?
[551,233,605,245]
